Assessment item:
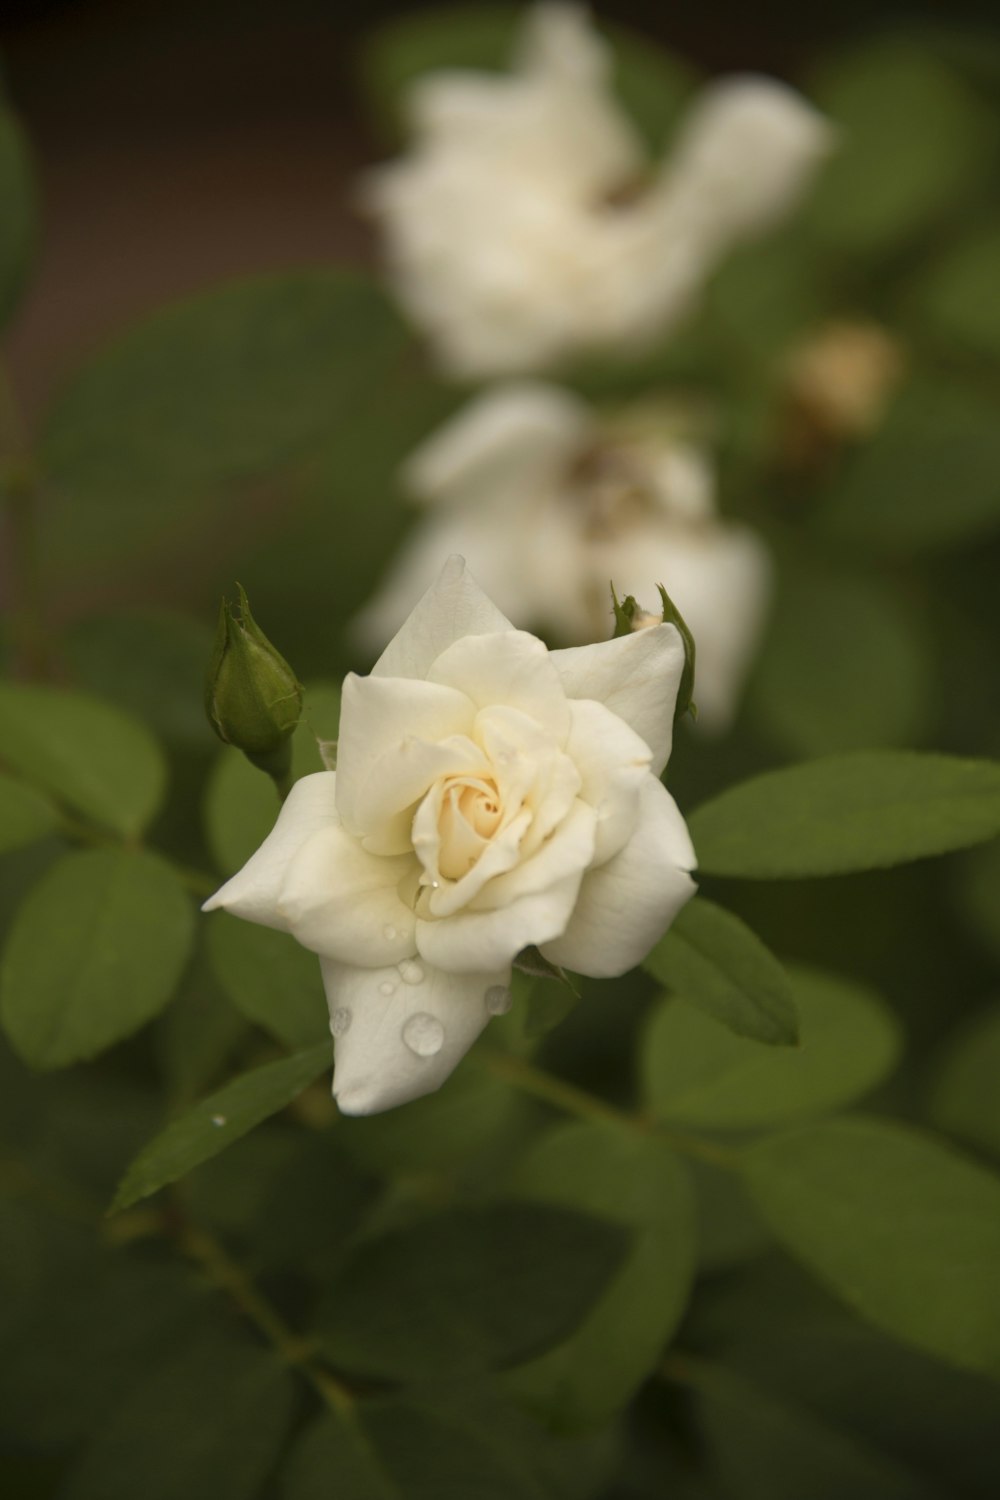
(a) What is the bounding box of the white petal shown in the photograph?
[549,624,686,776]
[427,629,570,744]
[334,671,476,846]
[276,822,416,966]
[324,956,508,1115]
[402,384,589,507]
[565,697,652,865]
[515,3,612,87]
[540,777,696,978]
[416,872,584,974]
[663,76,833,251]
[201,772,338,929]
[371,556,515,681]
[473,799,597,911]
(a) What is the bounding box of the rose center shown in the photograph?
[437,775,504,880]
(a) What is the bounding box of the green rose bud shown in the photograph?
[205,584,302,792]
[610,582,697,724]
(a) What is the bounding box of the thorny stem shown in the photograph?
[481,1049,741,1170]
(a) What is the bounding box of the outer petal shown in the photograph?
[662,76,833,251]
[402,384,589,508]
[201,772,338,929]
[565,697,652,865]
[417,872,584,974]
[277,823,416,967]
[372,556,515,681]
[540,776,696,978]
[549,624,686,776]
[427,629,570,744]
[323,956,509,1115]
[335,671,476,845]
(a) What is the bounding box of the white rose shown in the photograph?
[363,3,833,377]
[205,559,696,1115]
[355,384,772,732]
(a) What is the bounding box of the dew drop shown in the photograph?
[399,960,424,986]
[402,1011,444,1057]
[484,984,512,1016]
[379,980,397,996]
[211,1114,227,1128]
[331,1007,352,1037]
[383,924,399,942]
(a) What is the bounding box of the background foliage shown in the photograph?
[3,6,1000,1497]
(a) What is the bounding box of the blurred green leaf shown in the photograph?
[689,751,1000,879]
[818,376,1000,551]
[315,1202,629,1380]
[906,222,1000,365]
[0,770,57,854]
[0,681,166,837]
[705,227,827,360]
[206,911,328,1049]
[929,1006,1000,1159]
[61,1326,295,1500]
[283,1399,550,1500]
[805,41,997,256]
[685,1360,939,1500]
[39,271,411,586]
[359,3,697,152]
[957,838,1000,967]
[743,1116,1000,1377]
[155,948,248,1105]
[204,679,340,873]
[643,965,899,1129]
[111,1040,330,1209]
[0,100,36,330]
[65,610,216,749]
[0,848,194,1068]
[750,563,934,756]
[645,898,799,1046]
[506,1121,696,1428]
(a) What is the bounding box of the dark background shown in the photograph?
[1,0,997,422]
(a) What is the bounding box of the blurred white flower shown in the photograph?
[206,558,696,1115]
[363,3,833,377]
[355,384,772,731]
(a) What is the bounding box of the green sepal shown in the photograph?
[610,581,697,723]
[204,584,303,791]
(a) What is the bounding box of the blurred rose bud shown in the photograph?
[782,319,906,469]
[205,585,302,784]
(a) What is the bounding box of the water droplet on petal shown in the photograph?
[402,1011,444,1057]
[485,984,512,1016]
[379,980,397,996]
[331,1007,352,1037]
[383,924,398,942]
[399,960,424,986]
[211,1114,227,1127]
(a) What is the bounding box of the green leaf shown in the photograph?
[750,562,933,756]
[689,751,1000,879]
[643,965,899,1129]
[817,376,1000,552]
[0,101,36,329]
[929,1006,1000,1159]
[39,271,410,587]
[282,1400,549,1500]
[111,1041,330,1210]
[906,221,1000,364]
[0,681,167,838]
[684,1360,940,1500]
[958,837,1000,966]
[315,1202,629,1380]
[204,678,341,873]
[0,849,194,1069]
[65,610,216,749]
[743,1116,1000,1377]
[61,1327,295,1500]
[644,898,799,1046]
[360,3,696,152]
[805,41,998,256]
[206,912,327,1049]
[0,770,57,855]
[506,1122,696,1428]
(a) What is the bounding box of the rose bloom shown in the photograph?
[363,2,833,377]
[355,384,772,732]
[205,558,696,1114]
